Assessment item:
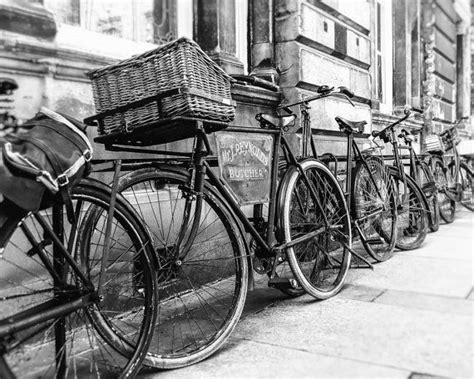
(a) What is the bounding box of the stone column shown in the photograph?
[421,0,436,143]
[455,22,471,120]
[249,0,278,83]
[194,0,244,74]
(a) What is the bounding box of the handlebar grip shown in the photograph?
[371,130,380,138]
[411,107,423,114]
[339,86,354,98]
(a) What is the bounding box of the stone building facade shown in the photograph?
[0,0,471,159]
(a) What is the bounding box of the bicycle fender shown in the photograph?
[387,166,432,224]
[460,162,473,176]
[276,162,299,240]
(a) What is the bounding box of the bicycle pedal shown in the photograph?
[268,277,299,290]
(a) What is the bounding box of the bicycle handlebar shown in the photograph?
[277,85,355,111]
[371,107,423,140]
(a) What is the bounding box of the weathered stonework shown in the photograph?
[421,0,436,140]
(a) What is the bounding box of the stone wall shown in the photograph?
[274,0,374,157]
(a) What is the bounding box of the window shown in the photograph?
[235,0,248,73]
[374,0,393,112]
[44,0,154,43]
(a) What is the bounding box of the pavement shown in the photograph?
[143,208,473,378]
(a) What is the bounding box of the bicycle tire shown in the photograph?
[459,163,474,211]
[390,171,428,250]
[431,156,455,223]
[352,156,398,262]
[0,181,157,378]
[117,167,248,369]
[419,161,440,232]
[281,159,352,299]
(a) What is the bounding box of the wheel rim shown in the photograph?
[0,192,153,378]
[433,160,455,221]
[285,161,351,296]
[353,158,397,261]
[118,170,248,367]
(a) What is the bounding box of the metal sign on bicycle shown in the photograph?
[215,131,273,204]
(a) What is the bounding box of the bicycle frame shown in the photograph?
[194,124,336,280]
[276,102,379,266]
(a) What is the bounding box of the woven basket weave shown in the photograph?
[87,37,235,137]
[439,127,459,151]
[424,135,444,153]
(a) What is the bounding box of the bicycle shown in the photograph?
[370,109,429,250]
[277,86,398,263]
[85,90,353,369]
[0,176,157,378]
[428,117,473,222]
[397,127,440,232]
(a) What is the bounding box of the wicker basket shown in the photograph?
[424,135,444,153]
[87,37,235,138]
[439,127,459,151]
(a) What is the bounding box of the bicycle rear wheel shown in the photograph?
[0,181,156,378]
[117,167,248,369]
[431,156,455,223]
[459,163,474,211]
[352,156,398,262]
[419,161,440,232]
[281,159,351,299]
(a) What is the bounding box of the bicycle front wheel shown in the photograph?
[352,156,398,262]
[431,156,456,223]
[419,161,440,232]
[281,159,351,300]
[459,163,474,211]
[391,172,428,250]
[0,181,156,378]
[117,167,248,369]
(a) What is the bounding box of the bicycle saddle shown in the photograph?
[398,129,415,143]
[256,113,296,129]
[335,117,367,134]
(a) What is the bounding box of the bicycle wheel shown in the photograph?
[419,161,440,232]
[117,167,248,369]
[352,156,398,262]
[459,163,474,211]
[281,159,352,299]
[0,181,156,378]
[391,172,428,250]
[431,156,455,223]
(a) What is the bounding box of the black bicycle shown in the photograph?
[0,178,157,378]
[278,86,398,263]
[397,128,439,232]
[428,118,473,222]
[371,109,429,250]
[85,88,353,369]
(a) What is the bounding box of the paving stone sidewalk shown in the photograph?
[143,209,473,378]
